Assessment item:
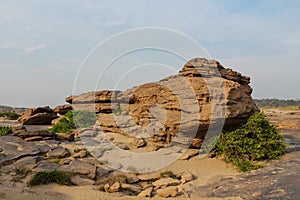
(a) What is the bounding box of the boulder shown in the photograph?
[157,186,179,198]
[179,149,199,160]
[130,138,146,148]
[72,150,87,159]
[109,182,121,193]
[152,177,181,188]
[35,162,60,172]
[71,175,95,186]
[121,183,142,194]
[66,90,121,104]
[137,172,161,181]
[60,159,97,179]
[54,104,72,115]
[13,129,55,139]
[64,58,259,148]
[55,132,75,141]
[138,187,153,197]
[46,146,70,159]
[125,173,139,184]
[180,172,194,183]
[117,58,259,139]
[18,106,57,125]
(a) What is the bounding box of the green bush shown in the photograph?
[49,110,97,133]
[28,170,70,186]
[0,126,12,136]
[49,116,75,133]
[73,110,97,128]
[215,112,286,172]
[0,112,20,120]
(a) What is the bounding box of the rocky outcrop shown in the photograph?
[18,106,57,125]
[117,58,258,138]
[65,91,121,114]
[65,58,258,146]
[54,104,72,115]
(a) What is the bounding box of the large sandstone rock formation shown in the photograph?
[66,58,259,144]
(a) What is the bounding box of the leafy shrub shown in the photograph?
[0,126,12,136]
[202,135,220,154]
[49,110,97,133]
[73,110,97,128]
[215,112,286,172]
[49,116,75,133]
[28,170,70,186]
[0,112,20,120]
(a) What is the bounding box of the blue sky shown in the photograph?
[0,0,299,107]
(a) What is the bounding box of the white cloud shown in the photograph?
[22,44,46,54]
[0,44,15,49]
[24,44,46,53]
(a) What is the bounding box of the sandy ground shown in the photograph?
[0,184,241,200]
[0,156,240,200]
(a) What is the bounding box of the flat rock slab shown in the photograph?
[46,146,70,159]
[138,187,153,197]
[179,149,199,160]
[0,136,51,166]
[152,177,181,188]
[70,175,95,186]
[137,172,161,181]
[157,186,179,198]
[60,159,97,179]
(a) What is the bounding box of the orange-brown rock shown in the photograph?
[64,58,259,143]
[18,106,57,125]
[54,104,72,115]
[66,90,121,104]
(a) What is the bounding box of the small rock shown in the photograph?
[181,172,194,183]
[152,177,181,188]
[24,136,44,141]
[55,132,75,141]
[71,175,95,186]
[131,138,146,148]
[60,159,97,179]
[125,173,139,184]
[51,116,64,125]
[104,183,110,192]
[46,146,70,159]
[72,150,87,158]
[116,143,130,150]
[109,182,121,193]
[191,138,202,148]
[95,184,105,191]
[137,172,161,181]
[14,130,55,139]
[139,182,153,189]
[145,144,160,151]
[59,158,72,165]
[95,165,111,179]
[121,183,142,194]
[35,163,59,172]
[54,104,72,115]
[138,187,153,197]
[157,186,179,198]
[179,149,199,160]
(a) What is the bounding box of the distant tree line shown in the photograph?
[254,99,300,108]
